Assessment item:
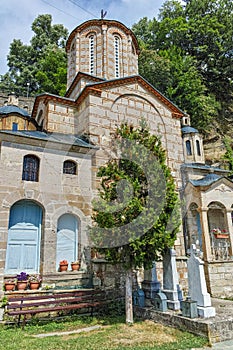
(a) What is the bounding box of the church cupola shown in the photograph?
[181,115,205,164]
[66,19,139,89]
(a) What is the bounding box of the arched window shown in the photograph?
[63,160,77,175]
[189,203,202,250]
[22,155,40,181]
[196,140,201,156]
[186,140,192,156]
[131,43,135,55]
[114,36,120,78]
[89,35,95,75]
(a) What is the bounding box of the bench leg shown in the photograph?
[17,314,21,327]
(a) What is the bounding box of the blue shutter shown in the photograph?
[6,201,42,274]
[56,214,78,270]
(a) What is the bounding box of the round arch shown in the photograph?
[110,93,168,150]
[207,201,227,233]
[186,202,202,252]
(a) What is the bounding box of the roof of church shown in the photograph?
[190,173,222,186]
[66,19,139,53]
[76,75,185,118]
[0,130,96,148]
[181,163,229,173]
[181,126,199,134]
[32,75,185,119]
[0,105,30,117]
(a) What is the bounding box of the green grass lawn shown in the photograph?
[0,315,208,350]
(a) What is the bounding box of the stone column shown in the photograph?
[142,262,161,299]
[198,207,212,261]
[226,209,233,256]
[162,248,180,310]
[102,25,107,79]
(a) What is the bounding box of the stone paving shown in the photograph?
[188,297,233,348]
[211,339,233,349]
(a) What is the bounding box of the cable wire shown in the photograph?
[41,0,82,20]
[66,0,98,18]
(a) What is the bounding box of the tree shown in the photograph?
[36,45,67,96]
[0,14,68,96]
[138,49,172,93]
[161,47,220,129]
[184,0,233,120]
[90,123,180,323]
[222,137,233,171]
[132,0,232,129]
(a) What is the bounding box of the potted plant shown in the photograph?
[211,228,229,239]
[28,274,42,290]
[71,260,81,271]
[59,259,68,272]
[4,278,16,291]
[16,272,28,290]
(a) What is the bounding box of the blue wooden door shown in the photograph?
[5,201,42,273]
[56,214,78,270]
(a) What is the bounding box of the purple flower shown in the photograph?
[16,272,28,281]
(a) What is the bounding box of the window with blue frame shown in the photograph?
[12,122,18,131]
[22,155,40,181]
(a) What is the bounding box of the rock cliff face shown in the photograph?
[203,118,233,168]
[203,136,225,166]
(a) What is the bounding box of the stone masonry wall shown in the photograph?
[206,261,233,298]
[84,83,186,257]
[0,139,93,294]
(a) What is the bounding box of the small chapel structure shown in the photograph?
[0,18,233,298]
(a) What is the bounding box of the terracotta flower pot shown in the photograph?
[59,263,68,272]
[71,263,80,271]
[4,282,15,291]
[214,234,229,239]
[17,281,28,290]
[30,282,40,290]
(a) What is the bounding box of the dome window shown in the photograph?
[114,36,120,78]
[186,140,192,156]
[89,35,95,75]
[196,140,201,156]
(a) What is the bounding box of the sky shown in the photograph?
[0,0,166,75]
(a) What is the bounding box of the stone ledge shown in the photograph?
[134,298,233,345]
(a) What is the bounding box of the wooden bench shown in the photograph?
[5,289,106,327]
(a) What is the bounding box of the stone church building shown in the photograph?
[0,18,233,298]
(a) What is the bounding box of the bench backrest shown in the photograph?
[6,289,105,310]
